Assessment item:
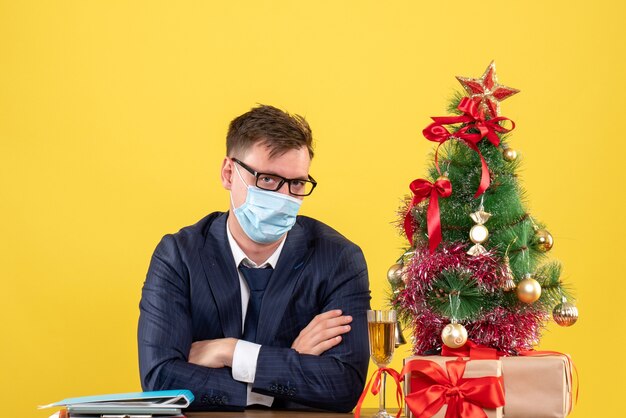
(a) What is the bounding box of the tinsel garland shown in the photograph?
[404,243,503,293]
[465,306,548,354]
[393,243,547,354]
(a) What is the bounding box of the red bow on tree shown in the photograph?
[422,97,515,198]
[404,177,452,253]
[402,358,505,418]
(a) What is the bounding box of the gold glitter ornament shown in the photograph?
[553,298,579,327]
[534,229,554,252]
[502,255,517,291]
[467,209,492,256]
[441,323,468,349]
[503,147,517,161]
[517,274,542,303]
[387,263,404,287]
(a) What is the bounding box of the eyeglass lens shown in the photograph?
[256,174,314,196]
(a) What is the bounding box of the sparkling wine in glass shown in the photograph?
[367,310,397,418]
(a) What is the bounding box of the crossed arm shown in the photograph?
[188,309,353,368]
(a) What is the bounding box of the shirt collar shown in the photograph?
[226,222,286,268]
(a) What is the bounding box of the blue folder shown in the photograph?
[39,390,194,416]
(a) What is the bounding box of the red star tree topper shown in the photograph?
[456,60,520,117]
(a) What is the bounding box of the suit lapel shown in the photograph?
[198,213,243,338]
[256,221,313,346]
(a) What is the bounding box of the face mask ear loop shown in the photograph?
[232,160,250,188]
[230,160,250,211]
[229,190,237,211]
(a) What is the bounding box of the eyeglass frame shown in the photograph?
[231,157,318,197]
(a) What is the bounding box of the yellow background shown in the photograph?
[1,1,624,417]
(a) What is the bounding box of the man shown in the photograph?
[138,105,371,412]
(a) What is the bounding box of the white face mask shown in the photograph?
[230,164,302,244]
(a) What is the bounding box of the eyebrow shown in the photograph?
[252,166,308,180]
[236,158,310,182]
[262,171,309,181]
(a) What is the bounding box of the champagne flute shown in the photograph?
[367,310,397,418]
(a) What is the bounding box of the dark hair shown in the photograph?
[226,104,314,159]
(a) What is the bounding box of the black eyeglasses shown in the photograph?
[232,158,318,197]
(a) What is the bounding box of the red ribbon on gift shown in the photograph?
[354,367,404,418]
[403,177,452,253]
[441,340,502,360]
[402,358,505,418]
[422,97,515,198]
[440,340,579,413]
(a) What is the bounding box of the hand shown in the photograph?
[188,338,237,368]
[291,309,352,355]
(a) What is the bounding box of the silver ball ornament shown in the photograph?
[553,301,579,327]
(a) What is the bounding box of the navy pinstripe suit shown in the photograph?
[138,211,371,412]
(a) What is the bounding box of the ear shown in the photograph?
[220,157,233,190]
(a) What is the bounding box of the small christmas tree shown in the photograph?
[389,62,579,355]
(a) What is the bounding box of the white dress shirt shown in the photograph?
[226,223,286,407]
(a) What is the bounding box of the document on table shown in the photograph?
[39,389,193,417]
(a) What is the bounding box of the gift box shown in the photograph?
[403,356,504,418]
[500,354,574,418]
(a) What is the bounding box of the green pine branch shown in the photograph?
[426,269,495,321]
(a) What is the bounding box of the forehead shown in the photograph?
[242,142,311,178]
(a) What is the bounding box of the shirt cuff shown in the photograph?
[232,340,261,383]
[247,384,274,407]
[232,340,274,407]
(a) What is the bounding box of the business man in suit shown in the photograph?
[138,105,371,412]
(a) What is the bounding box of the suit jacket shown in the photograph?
[138,211,371,412]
